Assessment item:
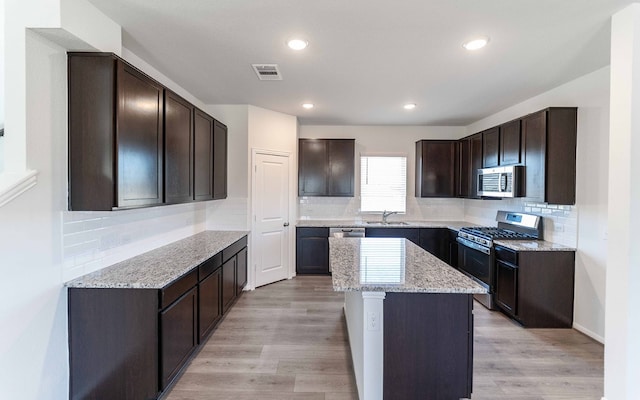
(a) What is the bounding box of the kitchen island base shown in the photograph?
[344,291,474,400]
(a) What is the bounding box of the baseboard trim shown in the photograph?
[573,322,604,344]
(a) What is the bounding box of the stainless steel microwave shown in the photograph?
[477,165,525,198]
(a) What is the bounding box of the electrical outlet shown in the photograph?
[367,312,380,331]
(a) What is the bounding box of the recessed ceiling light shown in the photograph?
[287,39,309,50]
[404,103,417,110]
[463,36,489,51]
[302,103,314,109]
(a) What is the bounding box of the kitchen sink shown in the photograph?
[365,221,410,226]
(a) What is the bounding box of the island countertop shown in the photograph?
[330,237,486,294]
[65,230,249,289]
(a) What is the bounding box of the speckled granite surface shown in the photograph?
[494,239,576,252]
[66,230,249,289]
[297,219,477,231]
[330,237,486,294]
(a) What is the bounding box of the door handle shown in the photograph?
[283,222,290,227]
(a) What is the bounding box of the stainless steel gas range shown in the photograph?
[456,211,542,309]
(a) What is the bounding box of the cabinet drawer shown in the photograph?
[494,245,518,265]
[297,227,329,238]
[223,236,248,262]
[198,252,222,281]
[160,269,198,309]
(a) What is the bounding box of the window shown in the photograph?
[360,155,407,213]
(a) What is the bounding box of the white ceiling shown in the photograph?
[87,0,633,126]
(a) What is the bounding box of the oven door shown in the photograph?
[457,237,495,309]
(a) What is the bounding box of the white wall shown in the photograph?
[248,105,299,283]
[204,105,250,231]
[604,4,640,399]
[465,66,611,342]
[298,125,466,221]
[1,0,5,173]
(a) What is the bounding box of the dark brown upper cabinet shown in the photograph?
[194,109,214,201]
[483,120,521,168]
[457,133,483,199]
[213,120,228,200]
[164,90,194,204]
[499,119,521,165]
[298,139,355,197]
[522,107,577,205]
[68,53,164,211]
[482,127,500,168]
[416,140,458,197]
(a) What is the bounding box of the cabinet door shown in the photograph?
[160,287,198,390]
[198,268,221,341]
[164,90,194,204]
[469,133,483,199]
[482,127,499,168]
[328,139,355,196]
[522,110,547,201]
[116,61,164,208]
[458,139,470,198]
[500,119,521,165]
[298,139,328,196]
[194,109,214,201]
[213,120,228,200]
[365,228,420,245]
[296,230,329,274]
[419,228,449,263]
[495,260,518,318]
[236,248,248,295]
[222,257,237,313]
[416,140,457,197]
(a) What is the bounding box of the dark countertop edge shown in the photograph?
[65,230,250,289]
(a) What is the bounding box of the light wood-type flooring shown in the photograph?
[165,276,603,400]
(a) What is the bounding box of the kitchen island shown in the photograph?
[330,237,485,400]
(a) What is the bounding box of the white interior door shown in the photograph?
[253,151,290,287]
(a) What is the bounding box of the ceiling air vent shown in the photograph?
[251,64,282,80]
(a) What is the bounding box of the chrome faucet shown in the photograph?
[382,210,398,224]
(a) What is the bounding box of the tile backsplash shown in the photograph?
[464,198,577,247]
[62,202,207,282]
[298,196,465,221]
[299,196,577,247]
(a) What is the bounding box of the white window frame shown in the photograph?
[360,154,407,214]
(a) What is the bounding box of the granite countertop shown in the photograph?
[297,219,476,231]
[66,230,249,289]
[494,239,576,252]
[330,237,486,294]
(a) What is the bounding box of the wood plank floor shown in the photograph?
[165,276,603,400]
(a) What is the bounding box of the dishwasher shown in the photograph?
[329,228,365,272]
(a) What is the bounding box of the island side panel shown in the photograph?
[383,293,473,400]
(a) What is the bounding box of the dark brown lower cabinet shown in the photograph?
[236,247,248,295]
[494,246,575,328]
[160,287,198,390]
[365,227,420,245]
[198,268,222,341]
[68,236,248,400]
[296,227,330,274]
[222,257,237,313]
[384,293,473,400]
[68,288,158,400]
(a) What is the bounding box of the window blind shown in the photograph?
[360,156,407,213]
